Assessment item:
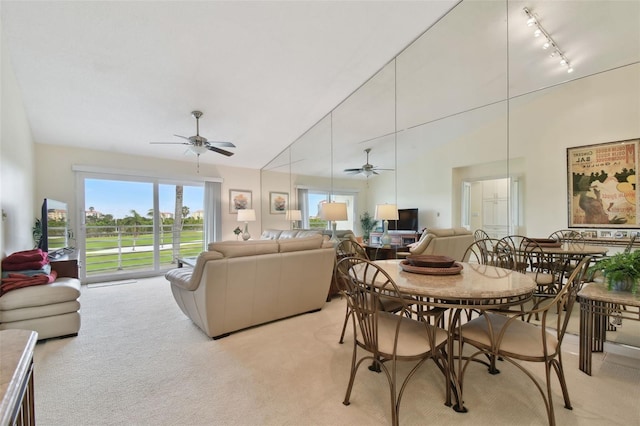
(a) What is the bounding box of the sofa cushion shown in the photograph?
[259,229,282,240]
[209,240,279,258]
[295,230,323,238]
[429,228,456,237]
[278,235,324,253]
[278,230,300,239]
[0,300,80,322]
[0,277,81,310]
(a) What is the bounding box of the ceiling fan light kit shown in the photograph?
[150,110,236,158]
[344,148,394,177]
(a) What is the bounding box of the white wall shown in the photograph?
[35,144,261,243]
[1,17,37,256]
[510,64,640,237]
[365,64,638,236]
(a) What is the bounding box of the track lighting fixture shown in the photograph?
[523,7,573,74]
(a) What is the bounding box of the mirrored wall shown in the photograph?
[261,0,640,238]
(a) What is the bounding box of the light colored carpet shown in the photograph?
[33,276,640,425]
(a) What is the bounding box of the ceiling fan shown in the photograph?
[344,148,394,177]
[150,110,235,157]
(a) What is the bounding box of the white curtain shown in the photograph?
[297,188,309,229]
[204,181,222,245]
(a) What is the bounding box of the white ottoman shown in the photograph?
[0,277,81,340]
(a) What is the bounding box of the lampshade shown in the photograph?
[237,209,256,222]
[285,209,302,221]
[320,202,348,221]
[375,204,398,221]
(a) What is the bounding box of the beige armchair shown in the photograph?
[407,227,474,261]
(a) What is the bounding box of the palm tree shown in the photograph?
[126,209,143,251]
[172,186,184,263]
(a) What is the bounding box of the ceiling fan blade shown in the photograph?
[207,146,234,157]
[344,168,363,172]
[173,134,192,141]
[150,142,190,145]
[206,140,236,148]
[373,168,395,171]
[373,171,379,175]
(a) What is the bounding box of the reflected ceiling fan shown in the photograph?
[344,148,394,177]
[150,110,235,157]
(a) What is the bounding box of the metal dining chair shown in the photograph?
[474,229,491,242]
[464,238,507,267]
[548,229,587,282]
[334,239,407,344]
[457,256,592,426]
[337,257,450,426]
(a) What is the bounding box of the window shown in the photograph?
[79,175,206,281]
[303,190,356,231]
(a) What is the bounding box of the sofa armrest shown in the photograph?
[165,251,223,291]
[409,233,435,254]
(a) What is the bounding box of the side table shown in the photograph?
[577,282,640,375]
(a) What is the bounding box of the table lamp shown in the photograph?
[320,202,348,244]
[237,209,256,241]
[285,209,302,229]
[375,204,398,246]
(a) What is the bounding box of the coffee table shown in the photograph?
[176,257,198,268]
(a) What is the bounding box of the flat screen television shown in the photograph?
[38,198,69,256]
[388,208,419,232]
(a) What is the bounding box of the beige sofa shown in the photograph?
[165,235,336,339]
[407,227,474,261]
[260,228,356,241]
[0,277,81,340]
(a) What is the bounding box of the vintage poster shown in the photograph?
[568,139,638,228]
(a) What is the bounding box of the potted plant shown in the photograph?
[233,226,242,240]
[32,218,43,249]
[588,250,640,294]
[359,211,378,244]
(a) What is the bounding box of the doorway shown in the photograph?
[464,177,518,239]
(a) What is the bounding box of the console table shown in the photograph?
[363,244,408,260]
[49,251,79,278]
[0,329,37,426]
[578,283,640,375]
[369,231,420,246]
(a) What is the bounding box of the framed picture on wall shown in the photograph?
[269,192,288,214]
[567,139,638,228]
[229,189,252,213]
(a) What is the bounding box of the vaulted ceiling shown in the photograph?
[0,0,459,170]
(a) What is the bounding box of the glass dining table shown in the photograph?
[365,259,537,413]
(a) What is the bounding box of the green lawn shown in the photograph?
[85,230,204,275]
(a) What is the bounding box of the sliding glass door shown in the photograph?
[79,175,205,282]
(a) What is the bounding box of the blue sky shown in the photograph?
[85,179,203,219]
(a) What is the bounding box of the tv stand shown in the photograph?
[49,250,79,279]
[369,231,420,246]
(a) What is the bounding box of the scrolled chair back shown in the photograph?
[463,238,505,266]
[335,239,369,260]
[549,229,586,250]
